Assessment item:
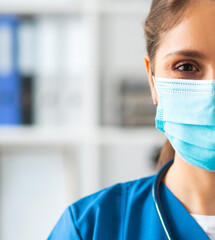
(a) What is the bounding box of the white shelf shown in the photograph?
[0,1,151,15]
[99,126,165,145]
[99,1,151,15]
[0,126,85,147]
[0,126,165,147]
[0,3,82,15]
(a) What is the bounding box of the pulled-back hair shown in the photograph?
[144,0,194,74]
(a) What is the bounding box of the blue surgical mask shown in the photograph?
[153,76,215,171]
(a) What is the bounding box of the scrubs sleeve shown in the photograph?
[47,206,81,240]
[47,182,128,240]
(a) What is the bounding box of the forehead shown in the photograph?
[156,0,215,60]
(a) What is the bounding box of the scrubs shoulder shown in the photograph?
[47,175,157,240]
[47,175,211,240]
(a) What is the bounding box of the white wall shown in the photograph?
[0,147,79,240]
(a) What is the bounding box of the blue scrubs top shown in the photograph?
[47,175,210,240]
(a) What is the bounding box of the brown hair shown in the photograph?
[143,0,198,169]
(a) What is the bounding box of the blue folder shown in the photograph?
[0,16,21,124]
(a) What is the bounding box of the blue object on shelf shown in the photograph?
[0,15,21,124]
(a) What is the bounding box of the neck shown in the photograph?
[163,152,215,215]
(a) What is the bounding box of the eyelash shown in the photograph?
[173,62,199,72]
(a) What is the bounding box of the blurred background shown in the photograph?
[0,0,166,239]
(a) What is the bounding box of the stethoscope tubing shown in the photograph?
[152,159,174,240]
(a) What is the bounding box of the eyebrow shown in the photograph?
[164,50,206,59]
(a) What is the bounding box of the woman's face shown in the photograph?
[145,0,215,104]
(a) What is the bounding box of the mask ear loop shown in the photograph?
[152,75,158,105]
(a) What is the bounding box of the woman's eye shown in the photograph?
[174,63,198,72]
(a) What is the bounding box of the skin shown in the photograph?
[144,0,215,215]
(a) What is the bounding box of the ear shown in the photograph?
[144,53,158,105]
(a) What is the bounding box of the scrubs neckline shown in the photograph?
[159,180,211,239]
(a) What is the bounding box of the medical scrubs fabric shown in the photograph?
[48,175,210,240]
